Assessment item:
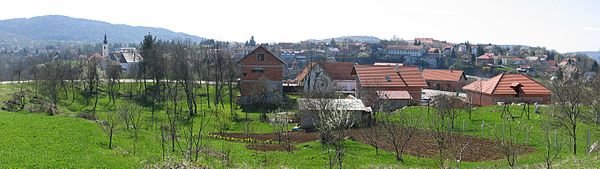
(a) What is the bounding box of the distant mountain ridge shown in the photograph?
[0,15,206,43]
[306,36,381,43]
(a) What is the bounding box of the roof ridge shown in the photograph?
[397,71,408,87]
[490,73,504,94]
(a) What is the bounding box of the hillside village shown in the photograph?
[0,15,599,169]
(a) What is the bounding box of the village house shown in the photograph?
[352,64,427,110]
[297,62,357,94]
[238,46,287,105]
[477,53,495,66]
[422,69,467,91]
[385,45,427,57]
[462,73,551,106]
[297,97,372,130]
[109,48,143,72]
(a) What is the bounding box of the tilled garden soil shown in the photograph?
[213,127,534,162]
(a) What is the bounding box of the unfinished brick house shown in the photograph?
[238,46,287,105]
[422,69,468,91]
[462,73,551,106]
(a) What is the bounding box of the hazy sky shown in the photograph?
[1,0,599,52]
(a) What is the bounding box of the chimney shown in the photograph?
[395,63,399,73]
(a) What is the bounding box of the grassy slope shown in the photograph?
[0,111,140,168]
[1,83,599,168]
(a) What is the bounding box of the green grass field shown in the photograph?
[0,83,599,168]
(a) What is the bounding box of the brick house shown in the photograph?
[477,53,495,66]
[352,64,427,109]
[422,69,467,91]
[238,46,287,104]
[462,73,551,106]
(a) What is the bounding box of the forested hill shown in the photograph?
[0,15,206,44]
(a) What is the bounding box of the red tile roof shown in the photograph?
[319,62,356,80]
[352,65,427,87]
[295,62,317,81]
[462,73,551,95]
[511,57,525,61]
[422,69,465,82]
[478,53,495,60]
[377,91,413,100]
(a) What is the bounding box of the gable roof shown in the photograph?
[352,65,427,88]
[237,45,287,65]
[319,62,356,80]
[462,73,551,95]
[422,69,465,82]
[295,62,317,81]
[478,53,495,60]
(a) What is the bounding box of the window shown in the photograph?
[252,68,264,73]
[385,75,392,82]
[242,73,247,76]
[257,53,265,61]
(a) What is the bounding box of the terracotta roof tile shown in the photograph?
[295,62,317,81]
[422,69,465,82]
[377,91,412,100]
[319,62,356,80]
[353,65,427,87]
[478,53,495,60]
[462,73,551,95]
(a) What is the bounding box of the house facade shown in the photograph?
[477,53,495,66]
[462,73,551,106]
[301,62,356,94]
[238,46,287,104]
[422,69,467,91]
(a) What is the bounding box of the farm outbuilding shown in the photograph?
[297,98,372,130]
[462,73,551,106]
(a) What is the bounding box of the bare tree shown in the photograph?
[98,111,121,149]
[541,121,565,169]
[116,103,143,153]
[301,97,354,169]
[380,109,419,162]
[492,115,521,168]
[106,64,122,107]
[358,126,380,155]
[550,78,587,155]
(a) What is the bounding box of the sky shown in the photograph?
[0,0,599,52]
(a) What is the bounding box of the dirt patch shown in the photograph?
[213,127,534,161]
[246,144,297,152]
[346,128,535,162]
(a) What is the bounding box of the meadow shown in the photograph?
[0,83,599,168]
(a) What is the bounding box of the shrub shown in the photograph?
[77,111,97,120]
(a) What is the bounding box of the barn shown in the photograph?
[462,73,551,106]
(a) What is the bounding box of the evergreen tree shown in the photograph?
[592,61,599,72]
